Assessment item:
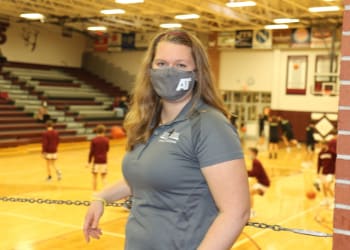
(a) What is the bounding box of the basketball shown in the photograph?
[111,126,126,139]
[306,190,317,200]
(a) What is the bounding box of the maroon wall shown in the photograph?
[270,110,311,142]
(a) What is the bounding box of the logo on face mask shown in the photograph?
[176,78,192,91]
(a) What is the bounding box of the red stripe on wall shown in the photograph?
[336,159,350,180]
[335,183,350,206]
[334,208,350,232]
[340,61,350,80]
[337,135,350,155]
[341,36,350,55]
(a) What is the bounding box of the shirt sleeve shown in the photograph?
[192,110,243,168]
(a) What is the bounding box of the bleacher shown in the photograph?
[0,62,126,148]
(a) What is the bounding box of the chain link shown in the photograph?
[0,196,125,207]
[246,221,333,237]
[0,196,333,238]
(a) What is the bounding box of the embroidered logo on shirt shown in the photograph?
[176,78,191,91]
[159,129,180,144]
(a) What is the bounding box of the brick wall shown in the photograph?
[333,1,350,249]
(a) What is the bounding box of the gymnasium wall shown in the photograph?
[1,22,87,67]
[219,48,340,113]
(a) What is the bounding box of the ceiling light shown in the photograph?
[273,18,299,24]
[19,13,44,20]
[264,24,289,30]
[175,14,200,20]
[226,1,256,8]
[159,23,182,29]
[100,9,125,14]
[87,26,107,31]
[115,0,144,4]
[308,6,340,12]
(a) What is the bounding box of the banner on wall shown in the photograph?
[108,32,122,52]
[253,29,272,49]
[291,28,311,48]
[272,29,291,48]
[235,30,253,48]
[122,33,135,49]
[217,32,235,48]
[94,35,108,52]
[135,32,154,49]
[311,27,333,48]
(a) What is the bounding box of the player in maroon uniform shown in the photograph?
[42,120,61,181]
[317,141,336,206]
[88,125,110,191]
[247,147,270,217]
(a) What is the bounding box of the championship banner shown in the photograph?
[217,32,235,48]
[311,27,333,49]
[135,32,154,49]
[291,28,311,48]
[272,29,291,48]
[253,29,272,49]
[122,33,135,49]
[94,35,108,52]
[235,30,253,48]
[108,32,122,52]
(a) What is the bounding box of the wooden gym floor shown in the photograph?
[0,138,333,250]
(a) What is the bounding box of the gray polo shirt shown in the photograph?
[122,98,243,250]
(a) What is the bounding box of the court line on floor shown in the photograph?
[0,211,126,238]
[233,205,323,248]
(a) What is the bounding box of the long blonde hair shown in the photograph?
[124,30,229,151]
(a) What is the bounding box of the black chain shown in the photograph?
[246,221,333,237]
[0,196,333,238]
[0,196,125,207]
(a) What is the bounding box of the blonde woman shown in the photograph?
[83,30,250,250]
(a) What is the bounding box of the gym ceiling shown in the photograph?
[0,0,344,34]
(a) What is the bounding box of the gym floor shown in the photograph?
[0,139,333,250]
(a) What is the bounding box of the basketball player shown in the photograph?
[268,116,279,159]
[304,122,316,166]
[279,116,300,152]
[317,141,336,206]
[247,147,270,217]
[42,120,61,181]
[88,124,109,191]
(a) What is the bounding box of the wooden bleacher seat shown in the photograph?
[77,110,116,120]
[0,123,66,131]
[0,117,36,124]
[0,129,77,139]
[69,105,109,111]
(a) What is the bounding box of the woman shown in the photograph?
[83,30,250,250]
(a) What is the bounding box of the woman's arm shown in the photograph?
[83,179,132,242]
[198,159,250,250]
[96,179,132,203]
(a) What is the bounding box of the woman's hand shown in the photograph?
[83,201,105,242]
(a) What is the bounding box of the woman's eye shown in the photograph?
[156,62,166,67]
[176,64,187,69]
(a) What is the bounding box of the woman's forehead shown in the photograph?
[154,41,193,61]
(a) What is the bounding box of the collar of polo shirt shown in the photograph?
[151,98,205,128]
